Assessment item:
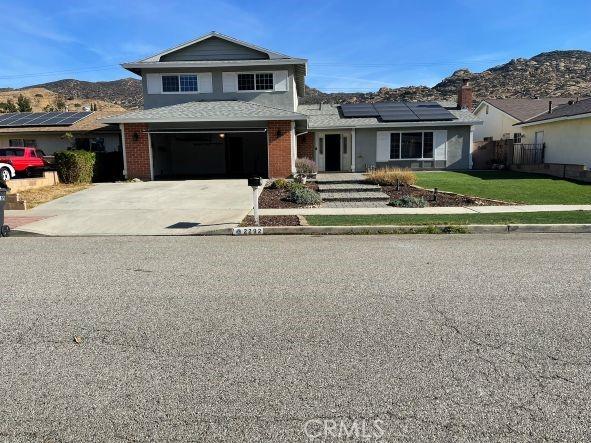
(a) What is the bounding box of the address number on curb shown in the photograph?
[233,227,264,236]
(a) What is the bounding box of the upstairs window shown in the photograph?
[162,75,198,93]
[237,73,274,91]
[513,133,522,143]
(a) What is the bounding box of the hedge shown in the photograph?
[54,150,96,183]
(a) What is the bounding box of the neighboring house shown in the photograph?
[0,110,123,155]
[103,32,481,179]
[519,97,591,168]
[473,98,573,142]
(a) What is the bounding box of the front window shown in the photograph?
[179,75,198,92]
[390,132,434,160]
[237,73,274,91]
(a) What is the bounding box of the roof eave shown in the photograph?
[101,115,307,125]
[520,111,591,127]
[308,120,482,130]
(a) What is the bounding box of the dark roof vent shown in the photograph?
[548,100,553,114]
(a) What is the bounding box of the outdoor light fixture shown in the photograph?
[219,133,225,139]
[132,132,139,141]
[276,129,282,138]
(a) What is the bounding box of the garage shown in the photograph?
[150,129,268,179]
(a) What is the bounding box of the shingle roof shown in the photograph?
[521,97,591,125]
[297,103,480,129]
[481,98,575,122]
[0,110,124,134]
[101,101,307,124]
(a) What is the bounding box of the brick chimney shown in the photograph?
[457,78,473,110]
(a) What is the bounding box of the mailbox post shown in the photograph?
[248,177,262,226]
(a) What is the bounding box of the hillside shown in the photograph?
[0,87,127,113]
[7,50,591,108]
[26,78,142,109]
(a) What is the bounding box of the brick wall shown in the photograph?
[123,123,151,180]
[297,132,314,160]
[268,120,293,178]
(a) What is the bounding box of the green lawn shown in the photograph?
[414,171,591,204]
[305,211,591,226]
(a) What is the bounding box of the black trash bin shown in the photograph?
[0,188,10,237]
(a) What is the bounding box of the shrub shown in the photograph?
[54,150,96,183]
[287,187,322,205]
[389,195,428,208]
[365,167,417,186]
[295,157,317,174]
[270,178,289,189]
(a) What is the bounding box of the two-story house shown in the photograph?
[104,32,481,179]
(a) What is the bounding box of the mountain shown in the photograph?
[25,78,143,109]
[9,50,591,109]
[300,50,591,105]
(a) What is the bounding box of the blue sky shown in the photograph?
[1,0,590,91]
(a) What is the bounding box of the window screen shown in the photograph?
[423,132,434,158]
[180,75,198,92]
[401,133,423,159]
[255,73,273,90]
[238,74,255,91]
[162,75,180,92]
[390,133,400,159]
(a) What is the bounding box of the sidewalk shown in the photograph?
[259,204,591,216]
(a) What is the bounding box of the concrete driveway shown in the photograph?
[12,180,253,236]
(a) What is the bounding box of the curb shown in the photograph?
[217,224,591,236]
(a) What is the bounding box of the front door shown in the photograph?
[325,134,341,171]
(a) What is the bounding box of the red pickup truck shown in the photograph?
[0,147,47,177]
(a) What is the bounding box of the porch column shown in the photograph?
[122,123,152,181]
[268,120,294,178]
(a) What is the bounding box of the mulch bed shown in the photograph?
[258,183,319,209]
[241,215,301,226]
[381,185,509,207]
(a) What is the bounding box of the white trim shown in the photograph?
[119,123,128,178]
[469,129,474,169]
[160,73,201,94]
[520,111,591,127]
[148,132,154,181]
[104,115,305,124]
[124,59,307,70]
[308,121,482,130]
[290,121,296,174]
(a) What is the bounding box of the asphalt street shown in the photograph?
[1,234,590,442]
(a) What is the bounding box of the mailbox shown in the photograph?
[248,176,262,187]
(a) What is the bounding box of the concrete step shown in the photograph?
[321,191,391,202]
[318,183,381,193]
[5,193,27,210]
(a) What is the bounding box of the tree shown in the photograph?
[17,94,32,112]
[54,95,66,111]
[1,99,18,113]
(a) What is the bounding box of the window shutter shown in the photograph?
[222,72,237,92]
[273,71,288,91]
[376,131,390,162]
[146,74,161,94]
[433,130,447,162]
[198,73,213,93]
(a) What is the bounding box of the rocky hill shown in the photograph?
[301,50,591,105]
[7,50,591,109]
[26,78,142,109]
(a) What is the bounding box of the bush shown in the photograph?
[54,150,96,183]
[389,195,428,208]
[287,187,322,205]
[270,178,289,189]
[295,157,317,174]
[365,167,417,186]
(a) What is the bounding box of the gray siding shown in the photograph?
[354,126,472,172]
[160,37,268,61]
[141,65,296,111]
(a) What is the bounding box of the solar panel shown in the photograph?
[0,111,93,127]
[339,101,458,123]
[340,103,379,118]
[406,102,457,121]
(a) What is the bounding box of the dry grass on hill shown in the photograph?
[0,88,126,113]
